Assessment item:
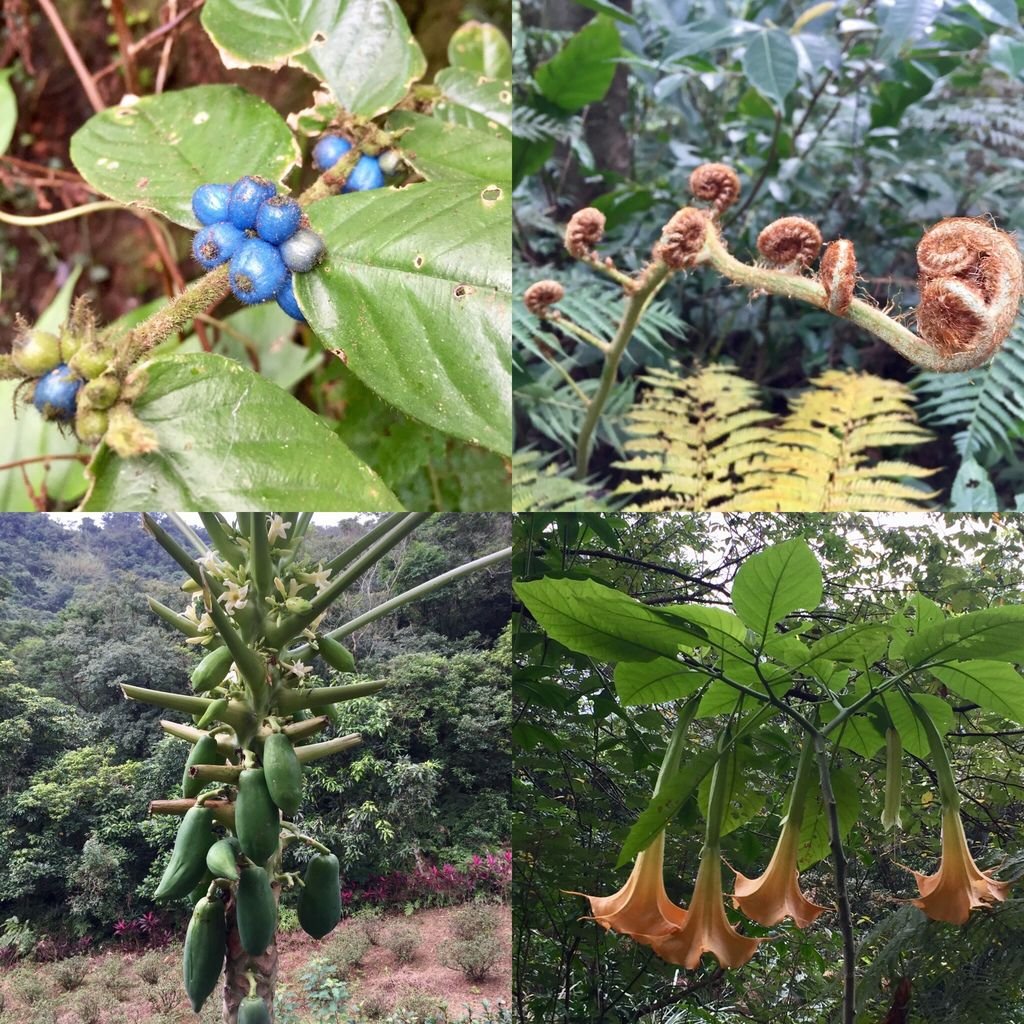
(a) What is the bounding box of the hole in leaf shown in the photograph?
[480,185,502,205]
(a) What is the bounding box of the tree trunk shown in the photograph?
[222,884,281,1024]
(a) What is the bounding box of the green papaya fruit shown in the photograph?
[297,853,341,939]
[235,768,280,863]
[238,995,272,1024]
[154,806,216,901]
[317,635,355,673]
[191,645,234,693]
[183,735,224,799]
[183,895,226,1012]
[262,734,303,816]
[236,864,277,956]
[206,837,241,882]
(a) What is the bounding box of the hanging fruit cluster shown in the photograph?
[130,512,418,1021]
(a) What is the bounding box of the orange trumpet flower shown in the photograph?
[569,830,687,942]
[911,805,1009,925]
[646,847,762,969]
[732,816,828,929]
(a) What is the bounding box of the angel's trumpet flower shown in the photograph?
[568,829,686,941]
[646,727,761,969]
[732,736,828,929]
[911,804,1009,925]
[905,693,1010,925]
[569,709,692,944]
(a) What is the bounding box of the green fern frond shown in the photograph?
[614,365,936,511]
[512,449,611,511]
[914,322,1024,461]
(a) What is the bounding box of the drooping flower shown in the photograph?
[732,815,827,929]
[647,846,762,969]
[267,513,292,544]
[568,830,686,943]
[910,805,1009,925]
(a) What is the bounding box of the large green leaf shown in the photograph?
[447,21,512,79]
[807,623,891,665]
[433,69,512,138]
[200,0,426,118]
[931,661,1024,725]
[741,28,798,110]
[879,692,953,759]
[82,353,401,510]
[70,86,297,228]
[902,606,1024,665]
[656,605,753,661]
[388,112,511,183]
[731,537,823,638]
[613,659,707,706]
[534,15,621,113]
[297,181,510,455]
[514,577,704,663]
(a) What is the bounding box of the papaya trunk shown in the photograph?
[222,883,280,1024]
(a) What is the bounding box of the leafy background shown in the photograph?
[513,0,1024,510]
[0,0,511,511]
[513,511,1024,1024]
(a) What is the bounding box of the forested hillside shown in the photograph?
[0,513,511,943]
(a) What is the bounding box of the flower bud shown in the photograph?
[12,329,62,377]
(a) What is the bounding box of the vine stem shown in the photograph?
[573,261,672,480]
[700,227,982,372]
[813,733,855,1024]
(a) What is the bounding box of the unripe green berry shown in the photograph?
[59,328,84,362]
[69,341,115,380]
[12,329,62,377]
[285,596,313,614]
[81,373,122,411]
[75,407,109,444]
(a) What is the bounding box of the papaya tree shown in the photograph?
[129,512,509,1023]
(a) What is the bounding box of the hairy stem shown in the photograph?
[574,261,672,479]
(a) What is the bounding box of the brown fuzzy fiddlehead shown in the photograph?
[689,163,742,213]
[819,239,857,316]
[757,217,823,269]
[524,280,566,317]
[915,217,1023,362]
[654,208,710,270]
[565,207,606,259]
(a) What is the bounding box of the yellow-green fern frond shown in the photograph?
[736,370,936,511]
[612,364,774,510]
[614,365,936,511]
[513,449,611,511]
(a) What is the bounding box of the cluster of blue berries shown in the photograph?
[191,176,326,322]
[312,135,386,189]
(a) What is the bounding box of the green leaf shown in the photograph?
[216,304,320,392]
[902,606,1024,665]
[964,0,1017,28]
[571,0,637,25]
[447,21,512,78]
[0,69,16,156]
[950,457,998,512]
[514,577,703,663]
[797,763,860,870]
[741,29,798,110]
[821,706,885,758]
[82,353,402,510]
[656,605,752,661]
[931,661,1024,725]
[876,0,940,59]
[613,659,707,706]
[988,34,1024,79]
[69,85,298,228]
[298,181,510,455]
[433,68,512,137]
[731,537,823,637]
[200,0,426,118]
[388,111,511,183]
[880,692,953,759]
[615,747,720,867]
[807,624,891,665]
[534,15,621,113]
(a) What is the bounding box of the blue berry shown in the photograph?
[255,196,302,245]
[191,183,232,225]
[227,175,277,230]
[230,239,287,305]
[279,228,326,274]
[276,275,306,323]
[193,222,246,270]
[343,155,385,193]
[33,363,83,421]
[313,135,352,171]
